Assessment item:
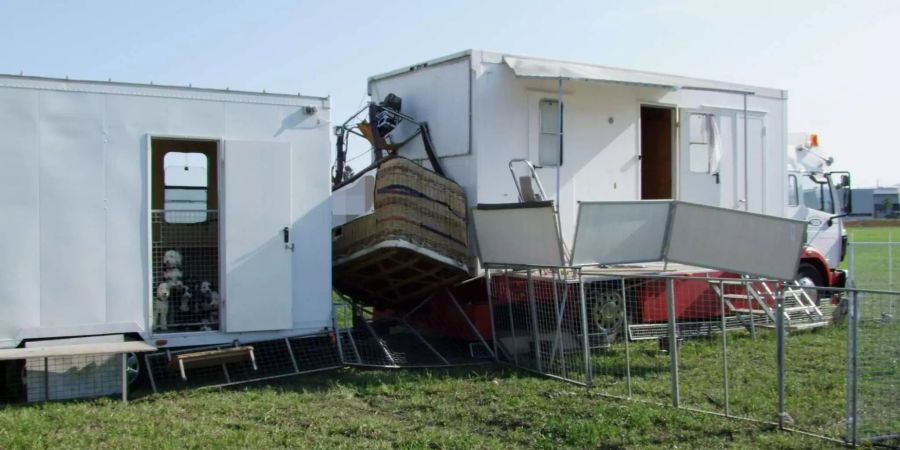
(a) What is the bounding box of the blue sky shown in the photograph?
[1,0,897,186]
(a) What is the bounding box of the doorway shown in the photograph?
[640,106,674,199]
[150,137,221,333]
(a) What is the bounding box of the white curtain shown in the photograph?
[707,114,722,175]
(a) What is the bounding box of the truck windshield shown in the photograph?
[801,174,834,214]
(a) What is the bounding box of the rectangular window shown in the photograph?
[688,113,710,173]
[539,99,562,167]
[787,175,799,206]
[164,152,209,223]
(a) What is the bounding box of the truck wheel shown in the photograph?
[796,262,824,306]
[589,289,625,343]
[126,352,148,389]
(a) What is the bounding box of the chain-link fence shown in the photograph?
[486,266,899,446]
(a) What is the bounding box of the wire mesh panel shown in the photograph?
[151,210,220,333]
[488,270,518,364]
[583,277,637,400]
[333,287,495,368]
[619,278,677,405]
[852,289,900,446]
[849,242,900,292]
[531,270,589,385]
[719,280,780,425]
[782,287,848,441]
[489,269,589,385]
[0,353,127,404]
[672,278,731,416]
[144,333,341,394]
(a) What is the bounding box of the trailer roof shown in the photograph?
[0,73,329,106]
[369,50,786,99]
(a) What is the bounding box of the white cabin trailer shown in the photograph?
[0,75,333,349]
[368,50,788,247]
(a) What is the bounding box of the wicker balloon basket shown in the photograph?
[333,157,470,308]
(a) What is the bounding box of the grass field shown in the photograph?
[0,328,855,449]
[0,226,895,449]
[0,365,842,449]
[845,224,900,241]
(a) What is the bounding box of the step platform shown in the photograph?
[169,346,256,381]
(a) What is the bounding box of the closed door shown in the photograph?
[222,140,293,332]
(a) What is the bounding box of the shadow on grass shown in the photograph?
[112,363,545,404]
[234,364,540,395]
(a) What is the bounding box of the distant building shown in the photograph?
[850,187,899,218]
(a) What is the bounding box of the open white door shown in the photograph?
[679,110,721,207]
[222,140,293,332]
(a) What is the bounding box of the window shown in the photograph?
[800,174,834,214]
[688,113,710,173]
[164,152,209,223]
[787,175,799,206]
[539,99,562,167]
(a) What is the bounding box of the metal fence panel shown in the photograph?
[617,278,674,404]
[584,277,637,400]
[783,290,848,441]
[472,204,566,267]
[852,289,899,446]
[489,269,589,385]
[570,201,669,266]
[666,202,805,281]
[672,279,731,417]
[485,266,899,446]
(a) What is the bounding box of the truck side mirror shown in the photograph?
[841,187,852,215]
[829,171,852,216]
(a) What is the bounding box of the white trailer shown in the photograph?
[0,75,333,350]
[367,50,788,248]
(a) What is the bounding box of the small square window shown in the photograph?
[689,113,709,144]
